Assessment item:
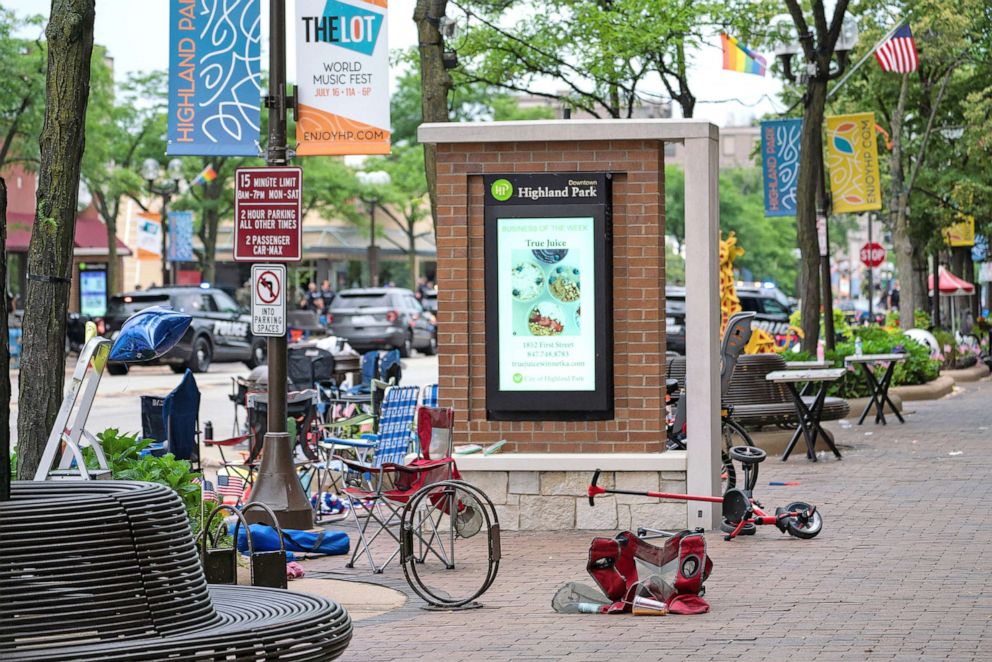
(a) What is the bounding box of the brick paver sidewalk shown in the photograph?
[304,378,992,661]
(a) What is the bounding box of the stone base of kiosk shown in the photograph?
[457,451,687,531]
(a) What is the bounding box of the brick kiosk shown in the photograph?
[418,119,722,531]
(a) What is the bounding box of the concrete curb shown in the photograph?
[890,375,954,401]
[942,364,991,383]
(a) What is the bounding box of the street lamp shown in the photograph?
[356,170,391,287]
[142,157,185,286]
[770,13,859,348]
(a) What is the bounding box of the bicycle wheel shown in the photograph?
[721,418,756,493]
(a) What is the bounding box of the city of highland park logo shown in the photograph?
[512,372,523,384]
[491,178,513,201]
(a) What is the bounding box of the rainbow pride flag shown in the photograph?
[191,164,218,187]
[721,33,767,76]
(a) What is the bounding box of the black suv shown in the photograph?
[665,285,795,355]
[328,288,436,357]
[104,286,266,374]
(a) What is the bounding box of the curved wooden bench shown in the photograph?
[1,481,352,661]
[668,354,850,427]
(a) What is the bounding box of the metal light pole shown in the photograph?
[245,0,314,529]
[142,158,184,286]
[357,170,390,287]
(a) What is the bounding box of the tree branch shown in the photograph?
[783,0,814,60]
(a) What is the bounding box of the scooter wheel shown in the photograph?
[729,445,766,465]
[782,501,823,539]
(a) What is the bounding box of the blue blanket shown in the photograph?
[234,523,350,559]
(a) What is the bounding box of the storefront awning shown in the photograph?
[4,210,132,256]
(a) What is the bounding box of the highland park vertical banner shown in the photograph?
[825,112,883,214]
[168,0,262,156]
[295,0,390,156]
[760,118,802,217]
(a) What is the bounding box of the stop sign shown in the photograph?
[860,242,886,268]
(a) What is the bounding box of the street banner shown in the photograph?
[168,210,196,262]
[295,0,390,156]
[825,112,883,213]
[944,213,975,247]
[136,213,162,258]
[760,118,802,217]
[168,0,262,156]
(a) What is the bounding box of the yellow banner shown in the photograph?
[825,112,882,213]
[943,213,975,247]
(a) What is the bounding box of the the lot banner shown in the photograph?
[825,112,883,213]
[168,211,196,262]
[168,0,262,156]
[760,118,802,217]
[295,0,390,155]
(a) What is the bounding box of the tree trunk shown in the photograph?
[408,221,417,288]
[796,77,827,352]
[414,0,452,236]
[106,213,117,294]
[16,0,96,479]
[1,178,11,499]
[910,246,927,317]
[201,206,219,283]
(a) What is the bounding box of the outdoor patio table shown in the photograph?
[766,368,846,462]
[785,360,832,395]
[844,353,907,425]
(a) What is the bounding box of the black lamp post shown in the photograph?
[771,13,859,350]
[142,158,185,286]
[357,170,391,287]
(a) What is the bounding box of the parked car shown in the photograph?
[328,287,436,357]
[103,286,266,374]
[421,288,438,315]
[665,284,796,355]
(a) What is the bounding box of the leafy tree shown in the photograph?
[665,165,798,295]
[452,0,773,118]
[830,0,987,328]
[17,0,96,479]
[0,8,45,169]
[1,178,9,499]
[82,68,167,293]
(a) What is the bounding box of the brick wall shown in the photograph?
[435,139,667,453]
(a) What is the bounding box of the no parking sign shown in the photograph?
[251,264,286,337]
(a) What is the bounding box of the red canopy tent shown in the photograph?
[928,266,975,335]
[928,266,975,296]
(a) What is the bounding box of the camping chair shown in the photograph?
[140,369,203,471]
[345,351,381,395]
[379,349,402,384]
[421,383,439,409]
[288,345,340,425]
[331,385,423,572]
[206,389,320,504]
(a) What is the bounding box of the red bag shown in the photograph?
[586,530,712,614]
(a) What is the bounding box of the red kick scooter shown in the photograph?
[588,446,823,541]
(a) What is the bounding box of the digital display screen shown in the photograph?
[79,268,107,318]
[484,173,613,420]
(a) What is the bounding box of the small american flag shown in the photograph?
[198,478,219,504]
[875,24,919,73]
[216,474,247,504]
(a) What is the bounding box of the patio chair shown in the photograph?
[140,369,202,470]
[421,383,439,409]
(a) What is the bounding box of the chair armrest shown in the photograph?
[321,437,376,449]
[204,434,251,447]
[380,458,454,474]
[332,455,383,474]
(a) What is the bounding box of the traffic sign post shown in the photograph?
[251,264,286,337]
[234,166,302,262]
[243,0,314,530]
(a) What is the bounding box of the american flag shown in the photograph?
[197,478,219,504]
[216,473,248,504]
[875,24,919,73]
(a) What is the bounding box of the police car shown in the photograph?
[103,285,266,374]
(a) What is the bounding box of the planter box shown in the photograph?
[942,364,990,383]
[456,452,687,531]
[890,375,954,401]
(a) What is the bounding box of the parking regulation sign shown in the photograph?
[234,167,303,262]
[251,264,286,337]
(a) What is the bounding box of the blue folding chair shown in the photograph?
[333,385,420,572]
[141,369,201,470]
[421,384,439,409]
[346,351,380,395]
